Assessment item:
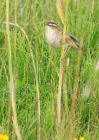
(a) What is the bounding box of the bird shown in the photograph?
[45,22,81,50]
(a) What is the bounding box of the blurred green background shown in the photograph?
[0,0,99,140]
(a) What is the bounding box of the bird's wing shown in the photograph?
[65,32,80,48]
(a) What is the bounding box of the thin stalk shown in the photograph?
[14,0,17,75]
[57,25,66,129]
[36,78,40,140]
[57,0,68,130]
[36,46,40,140]
[71,49,82,139]
[6,0,22,140]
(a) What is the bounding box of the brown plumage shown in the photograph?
[65,33,80,49]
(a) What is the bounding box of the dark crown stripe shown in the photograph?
[46,22,57,27]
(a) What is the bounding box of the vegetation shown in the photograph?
[0,0,98,140]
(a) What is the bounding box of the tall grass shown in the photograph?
[56,0,68,130]
[0,0,98,140]
[6,0,22,139]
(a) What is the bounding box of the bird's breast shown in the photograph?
[45,29,56,44]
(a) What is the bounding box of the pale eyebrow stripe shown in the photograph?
[47,22,57,27]
[49,23,57,26]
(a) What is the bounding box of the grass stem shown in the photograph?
[6,0,22,139]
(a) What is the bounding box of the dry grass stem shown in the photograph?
[6,0,22,140]
[56,0,68,130]
[71,49,82,139]
[5,19,41,139]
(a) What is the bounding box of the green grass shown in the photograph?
[0,0,99,140]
